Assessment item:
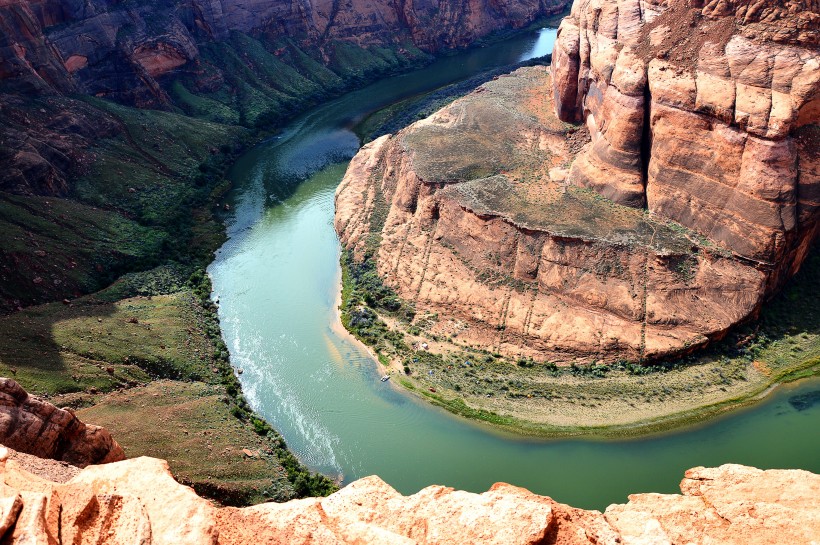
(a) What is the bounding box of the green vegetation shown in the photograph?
[0,94,249,312]
[0,86,347,503]
[341,251,412,351]
[339,237,820,438]
[171,34,428,129]
[0,267,337,504]
[0,14,555,505]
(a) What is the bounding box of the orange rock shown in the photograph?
[0,453,817,545]
[0,379,125,467]
[336,0,819,364]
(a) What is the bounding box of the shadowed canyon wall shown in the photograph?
[0,0,570,312]
[0,0,569,104]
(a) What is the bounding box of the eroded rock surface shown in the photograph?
[0,378,124,467]
[0,448,817,545]
[552,0,820,279]
[336,0,819,363]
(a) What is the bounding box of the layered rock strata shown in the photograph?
[0,446,817,544]
[552,0,820,285]
[0,0,569,101]
[0,378,124,467]
[336,0,819,363]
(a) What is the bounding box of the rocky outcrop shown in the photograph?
[336,0,819,363]
[0,378,124,467]
[0,447,817,544]
[552,0,820,280]
[336,67,761,361]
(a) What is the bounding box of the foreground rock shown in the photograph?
[0,447,816,544]
[335,1,819,364]
[0,378,124,467]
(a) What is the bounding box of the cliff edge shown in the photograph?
[335,0,819,365]
[0,446,817,544]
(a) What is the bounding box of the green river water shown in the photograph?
[207,27,820,510]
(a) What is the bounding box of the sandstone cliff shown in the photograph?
[0,446,817,544]
[335,0,819,364]
[552,0,819,284]
[0,378,124,467]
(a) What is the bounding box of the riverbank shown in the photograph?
[338,222,820,439]
[0,20,574,502]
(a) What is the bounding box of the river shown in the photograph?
[207,27,820,510]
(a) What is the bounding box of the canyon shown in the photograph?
[0,0,818,539]
[0,0,569,100]
[0,0,581,509]
[335,0,819,365]
[0,0,569,312]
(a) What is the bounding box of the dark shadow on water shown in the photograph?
[789,390,820,412]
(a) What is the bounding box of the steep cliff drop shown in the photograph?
[335,0,819,365]
[0,447,817,544]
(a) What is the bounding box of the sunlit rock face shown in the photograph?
[335,0,818,364]
[552,0,820,281]
[0,447,818,544]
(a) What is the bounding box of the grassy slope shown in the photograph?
[171,33,429,128]
[0,95,247,311]
[0,19,436,504]
[0,87,343,503]
[0,268,336,504]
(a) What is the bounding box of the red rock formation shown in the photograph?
[0,448,816,544]
[336,67,774,362]
[0,378,124,467]
[0,0,570,103]
[336,0,818,363]
[552,0,820,277]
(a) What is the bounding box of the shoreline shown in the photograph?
[335,246,820,441]
[346,321,820,440]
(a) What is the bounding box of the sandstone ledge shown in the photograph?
[335,66,770,364]
[0,448,816,544]
[0,378,124,468]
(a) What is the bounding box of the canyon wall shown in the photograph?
[0,446,817,544]
[335,0,819,363]
[0,0,569,104]
[0,1,577,312]
[552,0,820,287]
